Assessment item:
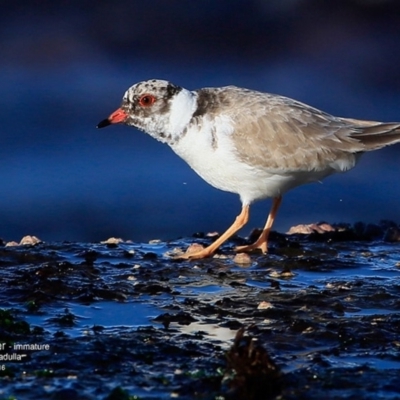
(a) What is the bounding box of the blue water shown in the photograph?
[1,0,400,245]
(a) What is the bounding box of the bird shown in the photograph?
[97,79,400,259]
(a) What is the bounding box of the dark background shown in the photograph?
[1,0,400,242]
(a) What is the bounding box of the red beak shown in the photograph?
[97,108,128,129]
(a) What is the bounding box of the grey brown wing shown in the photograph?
[222,88,371,172]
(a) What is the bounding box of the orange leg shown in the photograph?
[235,196,282,254]
[178,205,250,260]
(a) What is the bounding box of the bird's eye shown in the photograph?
[139,94,156,107]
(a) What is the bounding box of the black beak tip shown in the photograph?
[97,119,111,129]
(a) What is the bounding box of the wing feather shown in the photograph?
[206,86,400,172]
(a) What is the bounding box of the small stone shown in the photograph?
[287,224,315,234]
[143,252,157,260]
[269,269,294,278]
[316,223,335,233]
[269,270,281,278]
[258,301,274,310]
[287,222,335,235]
[101,237,123,244]
[280,270,295,278]
[164,247,183,256]
[5,241,19,247]
[174,369,183,375]
[19,235,41,245]
[206,231,219,238]
[185,243,205,255]
[212,253,228,259]
[233,252,252,265]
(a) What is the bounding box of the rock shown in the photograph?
[5,241,19,247]
[19,235,42,245]
[233,252,252,266]
[184,243,205,255]
[257,301,274,310]
[101,237,124,244]
[383,226,400,242]
[287,222,336,235]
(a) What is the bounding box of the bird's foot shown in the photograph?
[235,241,268,254]
[172,243,215,260]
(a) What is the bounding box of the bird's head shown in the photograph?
[97,79,196,144]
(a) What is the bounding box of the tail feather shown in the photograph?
[349,122,400,151]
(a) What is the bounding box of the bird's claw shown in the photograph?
[235,242,268,254]
[171,243,215,260]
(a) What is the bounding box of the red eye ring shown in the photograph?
[139,94,156,107]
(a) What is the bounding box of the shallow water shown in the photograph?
[24,301,161,337]
[1,230,399,399]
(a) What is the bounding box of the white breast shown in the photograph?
[170,111,341,206]
[171,115,292,204]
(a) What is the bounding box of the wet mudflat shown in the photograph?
[0,224,400,400]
